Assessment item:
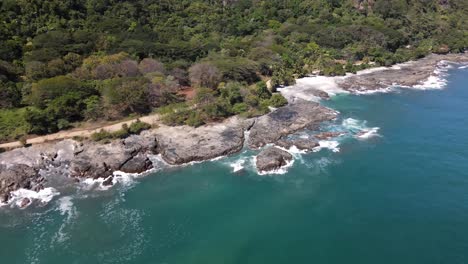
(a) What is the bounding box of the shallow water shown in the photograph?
[1,65,468,263]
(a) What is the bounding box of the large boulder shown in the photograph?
[248,100,336,148]
[256,147,293,173]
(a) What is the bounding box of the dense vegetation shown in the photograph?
[0,0,466,142]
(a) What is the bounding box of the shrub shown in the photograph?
[268,93,288,108]
[112,128,130,139]
[128,120,151,134]
[19,136,28,146]
[91,129,113,141]
[185,112,204,127]
[232,103,248,114]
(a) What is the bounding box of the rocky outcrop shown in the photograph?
[0,164,41,203]
[0,134,157,201]
[255,147,293,173]
[338,53,468,93]
[69,133,157,178]
[248,100,337,148]
[155,117,252,165]
[276,138,319,152]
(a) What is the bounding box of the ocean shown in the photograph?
[1,64,467,264]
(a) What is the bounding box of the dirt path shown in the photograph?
[0,114,160,149]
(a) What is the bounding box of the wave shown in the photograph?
[278,75,348,102]
[342,118,380,140]
[353,86,395,95]
[1,187,60,209]
[313,140,340,153]
[230,158,247,173]
[412,61,452,90]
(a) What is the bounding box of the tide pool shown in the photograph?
[1,65,468,264]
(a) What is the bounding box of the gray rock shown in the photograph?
[248,100,336,148]
[120,154,153,174]
[69,140,154,179]
[256,147,293,172]
[155,117,247,165]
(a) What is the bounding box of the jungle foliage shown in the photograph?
[0,0,466,141]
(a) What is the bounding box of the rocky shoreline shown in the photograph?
[0,100,337,207]
[338,53,468,93]
[1,52,467,208]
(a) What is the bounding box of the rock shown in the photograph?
[337,53,468,93]
[248,100,337,148]
[155,117,247,165]
[102,176,114,186]
[19,198,31,208]
[256,147,293,172]
[120,154,153,174]
[0,164,38,203]
[70,140,153,179]
[314,132,343,140]
[1,193,9,203]
[0,139,79,168]
[276,138,319,152]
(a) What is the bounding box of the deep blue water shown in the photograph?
[1,65,467,264]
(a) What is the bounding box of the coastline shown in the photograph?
[1,52,467,209]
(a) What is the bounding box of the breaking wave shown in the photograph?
[1,187,60,209]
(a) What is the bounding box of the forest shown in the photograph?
[0,0,466,143]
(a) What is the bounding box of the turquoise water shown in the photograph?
[1,65,468,263]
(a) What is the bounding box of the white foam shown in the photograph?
[342,118,365,131]
[356,127,381,139]
[313,141,340,153]
[353,86,395,95]
[342,118,381,139]
[53,196,77,244]
[230,158,246,173]
[412,61,451,90]
[278,75,348,102]
[413,75,447,90]
[458,65,468,69]
[80,169,155,191]
[2,187,60,208]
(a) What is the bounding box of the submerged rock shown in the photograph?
[248,100,337,148]
[314,132,344,140]
[276,138,319,152]
[256,147,293,173]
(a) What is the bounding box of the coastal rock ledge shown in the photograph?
[256,147,293,173]
[155,117,252,165]
[248,100,337,149]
